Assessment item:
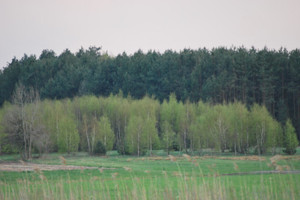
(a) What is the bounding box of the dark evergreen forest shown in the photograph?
[0,47,300,138]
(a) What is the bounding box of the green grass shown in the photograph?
[1,151,300,199]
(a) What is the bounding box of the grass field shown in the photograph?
[1,150,300,199]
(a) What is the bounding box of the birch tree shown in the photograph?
[3,84,43,160]
[97,116,114,151]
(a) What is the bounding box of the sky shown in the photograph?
[1,0,300,69]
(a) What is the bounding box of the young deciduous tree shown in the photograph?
[125,115,146,156]
[3,84,45,160]
[160,94,181,150]
[283,119,299,155]
[213,105,229,153]
[178,101,195,153]
[227,102,250,154]
[143,116,159,156]
[190,116,205,154]
[97,116,115,151]
[249,104,281,155]
[161,121,175,155]
[57,100,79,153]
[81,114,97,155]
[0,105,7,154]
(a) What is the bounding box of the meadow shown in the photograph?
[1,150,300,200]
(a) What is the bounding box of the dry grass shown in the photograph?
[59,156,66,165]
[19,160,26,165]
[275,165,283,171]
[123,166,132,171]
[282,165,291,170]
[182,154,191,161]
[270,155,282,163]
[39,174,47,181]
[168,155,177,162]
[148,156,165,161]
[218,156,265,161]
[192,159,199,167]
[172,171,182,177]
[270,155,300,162]
[233,162,239,171]
[111,172,118,179]
[268,155,297,171]
[0,163,99,172]
[90,176,100,181]
[98,168,104,173]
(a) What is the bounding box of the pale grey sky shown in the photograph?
[1,0,300,68]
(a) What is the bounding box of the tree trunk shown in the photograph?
[184,130,187,153]
[137,126,141,157]
[150,137,152,156]
[85,128,91,155]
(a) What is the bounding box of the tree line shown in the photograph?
[0,89,298,159]
[0,47,300,139]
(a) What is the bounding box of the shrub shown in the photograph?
[94,141,106,155]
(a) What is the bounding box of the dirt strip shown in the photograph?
[0,163,114,172]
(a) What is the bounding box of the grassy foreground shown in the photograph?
[1,151,300,200]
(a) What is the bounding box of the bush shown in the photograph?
[94,141,106,155]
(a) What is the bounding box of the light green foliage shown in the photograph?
[140,96,160,154]
[40,100,60,152]
[73,96,100,154]
[249,104,281,154]
[190,115,205,153]
[227,102,250,154]
[178,101,196,152]
[284,119,299,155]
[160,94,182,150]
[190,105,218,150]
[161,121,175,154]
[42,100,66,151]
[97,116,114,151]
[57,100,79,153]
[102,95,130,154]
[143,116,160,155]
[0,93,286,155]
[211,105,230,152]
[125,96,160,156]
[160,94,181,134]
[268,121,283,154]
[125,115,146,156]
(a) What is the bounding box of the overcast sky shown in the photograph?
[1,0,300,69]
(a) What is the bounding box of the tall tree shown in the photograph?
[283,119,298,155]
[97,116,115,151]
[161,121,175,155]
[2,84,43,160]
[249,104,281,154]
[57,100,79,153]
[125,115,146,156]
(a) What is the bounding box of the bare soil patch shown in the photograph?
[0,163,113,172]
